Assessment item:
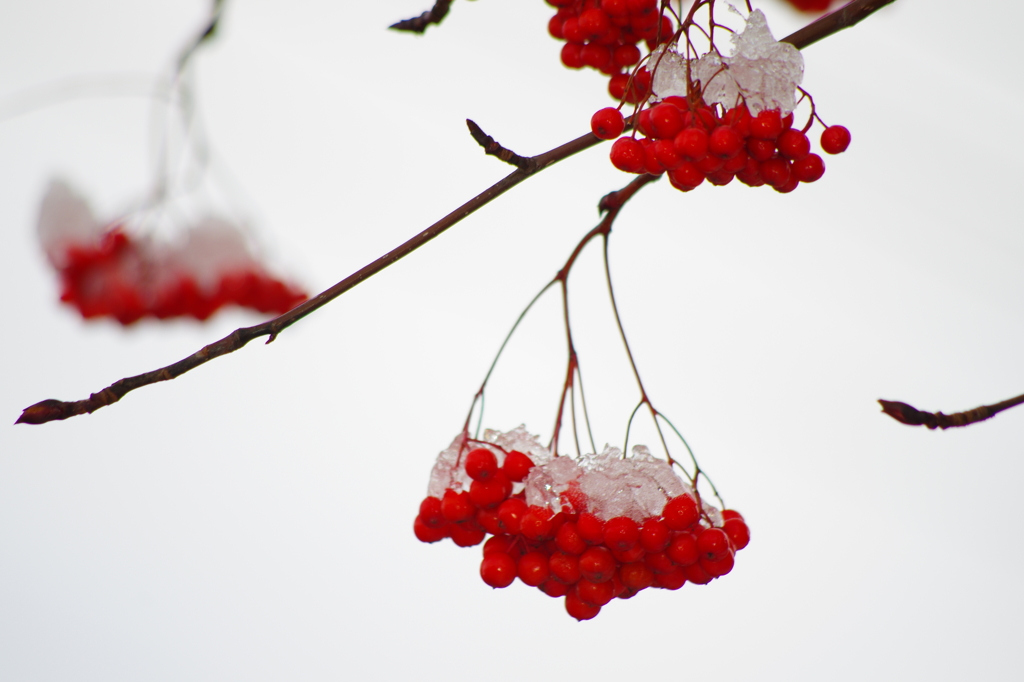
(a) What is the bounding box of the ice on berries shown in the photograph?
[653,10,804,115]
[428,426,551,499]
[37,180,106,268]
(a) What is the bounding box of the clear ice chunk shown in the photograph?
[652,9,804,115]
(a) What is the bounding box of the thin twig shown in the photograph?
[878,394,1024,430]
[466,119,532,170]
[390,0,452,34]
[17,7,894,426]
[783,0,897,50]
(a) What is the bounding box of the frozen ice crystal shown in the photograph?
[171,219,259,292]
[525,455,583,510]
[430,426,550,498]
[37,180,105,267]
[652,10,803,115]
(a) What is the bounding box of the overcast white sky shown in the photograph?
[2,1,1023,680]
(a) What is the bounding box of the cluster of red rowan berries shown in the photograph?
[415,444,750,621]
[546,0,670,103]
[591,99,850,193]
[55,227,307,324]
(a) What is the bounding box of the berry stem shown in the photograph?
[878,393,1024,430]
[16,11,894,426]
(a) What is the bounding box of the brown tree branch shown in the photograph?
[390,0,452,34]
[466,119,532,170]
[17,4,895,426]
[878,394,1024,430]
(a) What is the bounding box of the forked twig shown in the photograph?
[17,2,896,425]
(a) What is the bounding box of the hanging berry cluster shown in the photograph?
[38,180,307,324]
[546,0,670,103]
[415,427,750,621]
[546,2,852,194]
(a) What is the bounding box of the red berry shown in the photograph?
[619,562,654,591]
[750,109,783,140]
[418,496,445,528]
[722,148,750,173]
[576,578,616,607]
[696,527,731,561]
[483,534,516,555]
[449,522,486,547]
[441,489,475,523]
[565,590,601,621]
[700,550,735,578]
[540,579,570,597]
[610,137,646,173]
[520,506,555,541]
[709,125,743,158]
[476,506,502,535]
[577,513,605,544]
[414,515,448,543]
[556,521,588,555]
[611,543,645,564]
[777,128,811,160]
[560,42,584,69]
[613,44,641,68]
[820,125,851,154]
[502,450,535,482]
[667,162,704,192]
[721,509,745,522]
[791,153,825,182]
[480,552,517,588]
[548,14,565,39]
[663,494,700,530]
[579,546,616,583]
[644,550,675,575]
[469,471,512,509]
[667,532,699,566]
[603,516,640,552]
[648,103,684,139]
[517,551,551,587]
[747,137,776,162]
[464,448,498,482]
[674,127,709,161]
[723,517,751,550]
[706,169,734,186]
[608,73,629,101]
[497,498,528,534]
[591,107,626,140]
[549,552,582,585]
[640,518,671,552]
[651,139,682,170]
[653,566,687,590]
[759,157,792,188]
[578,8,611,39]
[580,43,612,71]
[683,560,713,585]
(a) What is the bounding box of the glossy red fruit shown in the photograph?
[709,125,743,158]
[663,494,700,530]
[483,534,516,555]
[476,506,502,535]
[449,522,486,547]
[674,127,709,161]
[648,103,684,139]
[419,496,445,528]
[619,562,654,591]
[556,521,588,555]
[653,566,687,590]
[577,513,605,544]
[565,590,601,621]
[414,515,448,543]
[561,42,585,69]
[667,532,699,566]
[603,516,640,552]
[611,543,645,564]
[820,125,851,154]
[721,509,745,522]
[777,128,811,160]
[497,498,528,534]
[791,153,824,182]
[750,109,783,140]
[683,560,713,585]
[579,546,617,584]
[700,550,735,578]
[759,157,792,188]
[480,552,517,588]
[610,137,646,173]
[549,552,583,585]
[697,527,731,561]
[577,578,616,607]
[667,162,704,191]
[644,551,675,575]
[613,44,641,68]
[441,489,475,523]
[540,579,570,597]
[469,470,512,509]
[521,506,555,541]
[653,139,683,170]
[639,518,671,552]
[502,450,535,482]
[517,551,551,587]
[723,517,751,550]
[591,107,626,140]
[465,448,499,482]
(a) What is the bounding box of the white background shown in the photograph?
[2,1,1023,680]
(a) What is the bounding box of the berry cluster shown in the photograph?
[415,430,750,621]
[38,180,307,324]
[545,0,670,103]
[592,101,850,193]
